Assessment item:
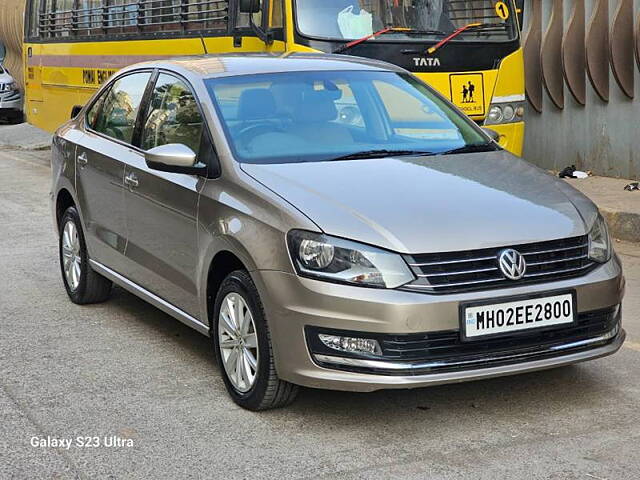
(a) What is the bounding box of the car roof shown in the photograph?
[127,53,406,79]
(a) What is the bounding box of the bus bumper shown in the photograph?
[488,121,525,156]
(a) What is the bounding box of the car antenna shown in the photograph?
[199,35,209,55]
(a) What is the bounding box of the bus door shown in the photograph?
[25,44,44,123]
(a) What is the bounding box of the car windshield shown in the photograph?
[205,70,491,164]
[295,0,517,42]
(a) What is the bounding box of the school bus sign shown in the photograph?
[449,73,485,116]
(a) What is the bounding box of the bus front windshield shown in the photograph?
[295,0,518,43]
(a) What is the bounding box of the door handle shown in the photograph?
[124,173,139,188]
[77,152,88,167]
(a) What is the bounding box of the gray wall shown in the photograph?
[522,0,640,179]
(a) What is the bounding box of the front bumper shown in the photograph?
[486,121,524,156]
[255,255,624,392]
[0,90,23,112]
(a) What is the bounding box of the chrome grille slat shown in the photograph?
[415,266,498,277]
[525,263,594,277]
[406,277,504,288]
[404,236,595,294]
[522,243,588,255]
[527,254,588,266]
[408,256,495,267]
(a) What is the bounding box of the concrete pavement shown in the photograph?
[567,175,640,244]
[0,123,52,151]
[1,146,640,479]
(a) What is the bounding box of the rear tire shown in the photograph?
[59,206,112,304]
[212,270,299,410]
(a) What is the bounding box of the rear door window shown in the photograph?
[92,72,151,144]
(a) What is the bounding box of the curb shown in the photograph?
[0,143,51,151]
[601,208,640,244]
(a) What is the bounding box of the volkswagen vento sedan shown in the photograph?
[51,54,625,410]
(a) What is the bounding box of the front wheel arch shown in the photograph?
[206,250,247,328]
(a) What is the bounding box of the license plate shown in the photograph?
[461,292,575,340]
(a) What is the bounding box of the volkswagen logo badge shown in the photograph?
[498,249,527,280]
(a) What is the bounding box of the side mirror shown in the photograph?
[239,0,260,13]
[145,144,206,176]
[71,105,83,119]
[482,127,501,143]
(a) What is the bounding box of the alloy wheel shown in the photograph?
[61,220,82,291]
[218,292,259,393]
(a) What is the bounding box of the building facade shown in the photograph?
[522,0,640,179]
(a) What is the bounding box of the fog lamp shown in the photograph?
[318,334,382,356]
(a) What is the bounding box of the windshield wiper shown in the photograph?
[427,22,502,54]
[326,149,435,161]
[334,27,427,54]
[439,143,498,155]
[401,28,448,36]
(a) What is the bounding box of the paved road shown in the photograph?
[1,147,639,480]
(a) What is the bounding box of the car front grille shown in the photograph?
[377,306,618,363]
[402,235,595,294]
[0,90,20,101]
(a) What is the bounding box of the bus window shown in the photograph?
[27,0,42,39]
[37,0,230,38]
[40,0,74,38]
[76,1,102,36]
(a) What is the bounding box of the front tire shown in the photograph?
[213,270,299,410]
[59,206,112,304]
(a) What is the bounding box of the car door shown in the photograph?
[121,72,210,317]
[74,71,152,273]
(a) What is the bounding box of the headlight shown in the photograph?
[484,100,525,125]
[487,105,503,124]
[588,214,611,263]
[287,230,415,288]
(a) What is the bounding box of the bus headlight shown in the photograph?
[487,105,503,124]
[485,100,525,125]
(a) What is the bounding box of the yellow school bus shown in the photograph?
[24,0,524,154]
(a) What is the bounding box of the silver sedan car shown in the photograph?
[51,54,625,410]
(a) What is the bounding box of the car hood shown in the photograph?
[241,151,598,254]
[0,73,14,84]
